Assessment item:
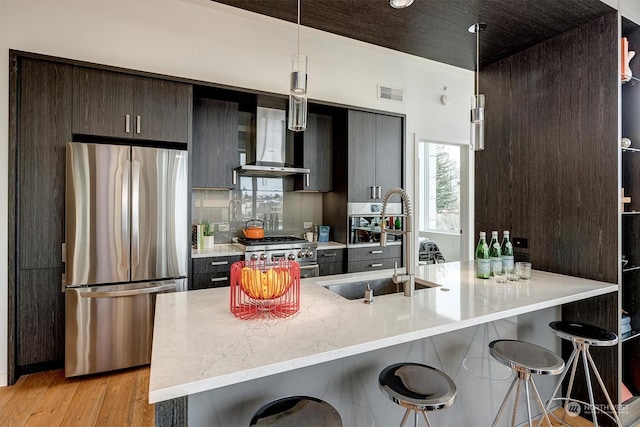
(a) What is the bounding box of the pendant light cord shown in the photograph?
[297,0,301,57]
[475,23,479,97]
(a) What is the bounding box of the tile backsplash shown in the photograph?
[192,177,323,243]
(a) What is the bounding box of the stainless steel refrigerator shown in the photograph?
[64,142,188,377]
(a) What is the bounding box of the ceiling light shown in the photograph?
[390,0,414,8]
[288,0,307,132]
[469,23,487,151]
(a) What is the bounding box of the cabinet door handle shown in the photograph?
[322,253,337,257]
[370,263,383,268]
[210,261,228,266]
[136,115,141,134]
[125,114,131,133]
[377,186,382,199]
[370,186,376,199]
[232,170,237,186]
[210,277,228,282]
[305,173,310,187]
[370,250,383,254]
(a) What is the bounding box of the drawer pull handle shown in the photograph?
[370,250,383,254]
[322,253,337,257]
[210,277,228,282]
[210,261,228,266]
[370,263,383,268]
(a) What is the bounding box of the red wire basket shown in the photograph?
[230,259,301,320]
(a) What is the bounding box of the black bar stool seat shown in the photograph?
[249,396,342,427]
[545,321,621,426]
[489,339,564,427]
[379,362,456,426]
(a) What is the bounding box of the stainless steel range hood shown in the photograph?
[235,107,310,177]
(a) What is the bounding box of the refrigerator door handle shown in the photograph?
[122,160,131,270]
[131,160,141,268]
[78,282,176,298]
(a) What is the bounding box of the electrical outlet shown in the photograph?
[513,237,528,249]
[303,222,313,229]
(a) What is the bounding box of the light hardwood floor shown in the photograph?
[0,367,154,427]
[0,367,633,427]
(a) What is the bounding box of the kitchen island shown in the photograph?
[150,261,617,426]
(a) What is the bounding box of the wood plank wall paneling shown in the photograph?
[476,11,618,284]
[475,11,620,413]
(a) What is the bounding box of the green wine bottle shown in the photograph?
[489,230,502,276]
[501,230,514,274]
[475,232,490,279]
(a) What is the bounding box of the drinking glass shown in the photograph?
[516,262,532,280]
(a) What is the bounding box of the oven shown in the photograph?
[236,236,319,278]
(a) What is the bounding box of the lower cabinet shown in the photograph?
[347,245,402,273]
[191,255,243,290]
[17,268,65,371]
[318,248,346,276]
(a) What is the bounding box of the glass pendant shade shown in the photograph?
[288,53,308,132]
[470,94,485,151]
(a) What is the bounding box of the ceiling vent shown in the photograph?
[378,85,404,102]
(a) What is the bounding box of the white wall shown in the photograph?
[0,0,473,385]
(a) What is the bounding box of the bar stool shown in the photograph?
[544,321,621,426]
[489,340,565,427]
[378,362,457,427]
[249,396,342,427]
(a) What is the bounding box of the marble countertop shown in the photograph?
[191,244,243,258]
[149,261,617,403]
[315,241,347,250]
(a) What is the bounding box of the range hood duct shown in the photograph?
[235,107,310,177]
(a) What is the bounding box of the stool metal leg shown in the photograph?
[422,411,432,427]
[511,377,522,427]
[399,408,411,427]
[541,343,579,427]
[524,375,534,427]
[585,348,622,425]
[530,376,553,427]
[581,345,599,427]
[492,376,519,427]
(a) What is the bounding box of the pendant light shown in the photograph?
[469,23,486,151]
[389,0,414,8]
[288,0,307,132]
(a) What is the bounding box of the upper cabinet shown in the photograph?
[192,98,239,189]
[294,112,333,192]
[347,110,403,202]
[72,67,192,143]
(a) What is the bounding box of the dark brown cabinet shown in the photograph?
[17,268,65,367]
[294,113,333,191]
[347,245,402,273]
[192,98,239,189]
[72,67,192,143]
[14,57,72,375]
[318,248,345,276]
[347,110,402,202]
[191,255,243,290]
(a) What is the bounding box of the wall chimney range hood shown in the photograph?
[235,107,310,178]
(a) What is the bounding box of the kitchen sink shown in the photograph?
[324,277,436,300]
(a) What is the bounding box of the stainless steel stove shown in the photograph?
[235,236,319,278]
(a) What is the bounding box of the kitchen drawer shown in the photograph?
[347,245,401,262]
[319,262,345,277]
[347,257,400,273]
[192,255,243,274]
[192,273,231,289]
[317,249,345,264]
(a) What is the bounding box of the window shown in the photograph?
[418,142,461,233]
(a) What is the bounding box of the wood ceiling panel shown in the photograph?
[212,0,614,70]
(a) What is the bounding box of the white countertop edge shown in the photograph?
[315,241,347,250]
[148,281,617,403]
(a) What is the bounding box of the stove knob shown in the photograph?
[288,254,296,261]
[306,250,314,258]
[260,253,268,261]
[250,254,259,261]
[297,251,304,259]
